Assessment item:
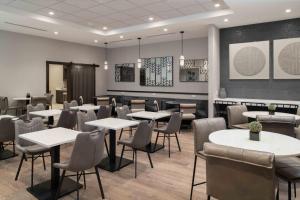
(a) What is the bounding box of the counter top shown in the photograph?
[214,98,300,106]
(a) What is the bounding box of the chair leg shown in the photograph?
[76,172,79,200]
[134,149,137,178]
[276,185,279,200]
[83,171,86,189]
[175,132,181,152]
[294,182,296,197]
[31,155,34,189]
[168,134,171,158]
[288,181,292,200]
[147,152,153,168]
[104,137,109,157]
[12,141,16,155]
[118,128,123,140]
[154,132,159,150]
[118,145,125,169]
[207,195,211,200]
[163,134,166,147]
[95,167,105,199]
[190,155,197,200]
[42,153,46,170]
[15,153,25,181]
[55,170,66,200]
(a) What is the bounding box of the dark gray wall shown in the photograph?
[220,18,300,100]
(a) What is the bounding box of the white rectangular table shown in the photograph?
[18,127,80,200]
[86,118,139,172]
[29,109,62,125]
[127,111,171,153]
[0,115,17,120]
[13,97,31,101]
[70,104,100,112]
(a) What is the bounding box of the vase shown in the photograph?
[249,131,260,141]
[268,110,275,115]
[219,88,227,99]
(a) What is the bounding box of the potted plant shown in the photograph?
[268,104,276,115]
[248,121,262,141]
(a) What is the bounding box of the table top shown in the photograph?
[70,104,100,111]
[209,129,300,157]
[0,115,18,120]
[29,109,62,117]
[214,97,300,106]
[85,117,140,130]
[243,111,300,120]
[12,97,31,101]
[18,127,80,148]
[127,111,171,120]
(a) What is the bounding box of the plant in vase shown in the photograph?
[268,104,276,115]
[248,121,262,141]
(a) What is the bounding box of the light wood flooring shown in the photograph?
[0,128,299,200]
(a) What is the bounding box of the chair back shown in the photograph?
[154,100,159,112]
[68,130,105,172]
[132,120,154,149]
[97,105,112,119]
[204,143,276,200]
[116,105,131,120]
[27,103,45,120]
[192,117,226,154]
[56,110,77,129]
[97,97,109,106]
[0,117,15,142]
[180,103,196,114]
[63,100,78,110]
[0,97,9,114]
[77,110,97,132]
[165,112,182,133]
[79,96,84,106]
[257,115,296,137]
[44,93,53,106]
[15,118,45,147]
[227,105,248,128]
[31,96,48,107]
[112,98,117,107]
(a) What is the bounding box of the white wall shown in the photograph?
[0,30,106,101]
[106,37,208,100]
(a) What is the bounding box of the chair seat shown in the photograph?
[182,113,196,120]
[17,144,50,154]
[154,125,168,133]
[53,161,70,170]
[118,137,133,146]
[232,123,249,129]
[276,157,300,181]
[196,150,206,160]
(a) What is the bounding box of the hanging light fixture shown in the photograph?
[137,37,142,69]
[104,42,108,70]
[179,31,185,67]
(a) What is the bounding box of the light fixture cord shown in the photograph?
[105,42,108,61]
[181,31,184,55]
[138,38,141,58]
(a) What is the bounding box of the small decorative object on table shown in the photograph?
[268,104,276,115]
[248,121,262,141]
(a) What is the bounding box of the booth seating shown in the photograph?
[130,100,145,113]
[97,97,110,106]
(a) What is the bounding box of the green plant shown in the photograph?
[248,121,262,133]
[268,104,276,111]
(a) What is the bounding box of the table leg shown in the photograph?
[48,116,54,126]
[98,129,133,172]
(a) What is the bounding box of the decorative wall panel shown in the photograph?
[229,41,269,79]
[115,63,135,82]
[180,59,208,82]
[140,56,173,87]
[274,37,300,79]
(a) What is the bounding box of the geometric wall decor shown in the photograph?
[180,59,208,82]
[274,37,300,79]
[229,41,270,79]
[115,63,135,82]
[140,56,173,87]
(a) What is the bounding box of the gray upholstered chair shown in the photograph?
[204,143,278,200]
[180,103,196,121]
[96,97,109,106]
[50,110,77,129]
[79,96,84,106]
[63,100,78,110]
[227,104,249,129]
[116,105,136,140]
[31,96,48,107]
[190,117,226,200]
[26,103,46,120]
[154,100,159,112]
[54,131,105,200]
[111,97,117,107]
[0,117,16,158]
[153,112,182,158]
[14,118,50,188]
[130,99,145,113]
[44,93,53,109]
[257,115,296,137]
[118,120,154,178]
[97,105,112,119]
[0,96,20,115]
[77,110,109,156]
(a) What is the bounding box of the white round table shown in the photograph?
[242,111,300,121]
[209,129,300,157]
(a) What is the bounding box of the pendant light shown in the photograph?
[104,42,108,70]
[137,37,142,69]
[179,31,185,67]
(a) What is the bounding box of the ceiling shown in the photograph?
[0,0,299,47]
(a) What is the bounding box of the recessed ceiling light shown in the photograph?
[214,3,220,8]
[94,39,98,43]
[48,11,55,16]
[285,9,292,13]
[54,31,58,35]
[224,18,229,22]
[120,35,124,39]
[148,17,154,21]
[163,28,168,32]
[102,26,108,30]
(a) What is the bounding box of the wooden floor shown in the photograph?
[0,128,299,200]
